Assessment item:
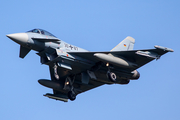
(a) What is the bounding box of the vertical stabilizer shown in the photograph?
[111,36,135,51]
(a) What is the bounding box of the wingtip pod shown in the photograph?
[154,45,174,52]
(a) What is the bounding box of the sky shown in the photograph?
[0,0,180,120]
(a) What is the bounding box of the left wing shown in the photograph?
[68,45,174,71]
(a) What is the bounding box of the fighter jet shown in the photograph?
[6,29,173,102]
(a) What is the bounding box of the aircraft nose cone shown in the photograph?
[6,33,28,45]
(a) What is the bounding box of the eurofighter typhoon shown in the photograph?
[6,29,173,102]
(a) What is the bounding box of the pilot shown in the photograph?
[41,30,44,35]
[33,29,40,33]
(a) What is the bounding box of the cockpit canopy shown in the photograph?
[27,29,56,37]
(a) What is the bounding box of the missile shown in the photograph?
[38,79,63,90]
[94,53,137,68]
[44,93,68,102]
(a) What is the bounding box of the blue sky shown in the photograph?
[1,1,179,120]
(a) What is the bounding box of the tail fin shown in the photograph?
[111,36,135,51]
